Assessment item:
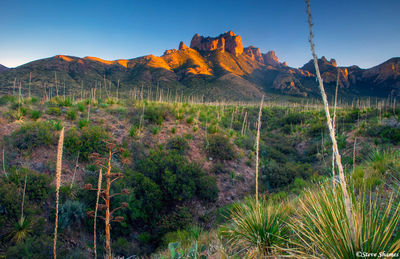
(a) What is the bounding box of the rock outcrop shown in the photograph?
[1,31,399,100]
[244,46,264,63]
[179,41,188,50]
[301,56,350,87]
[263,51,280,66]
[190,30,243,56]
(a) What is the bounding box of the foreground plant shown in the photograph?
[219,197,291,258]
[53,127,64,259]
[84,142,129,259]
[292,183,400,258]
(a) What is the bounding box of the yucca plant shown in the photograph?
[6,216,33,244]
[219,197,291,258]
[291,182,400,258]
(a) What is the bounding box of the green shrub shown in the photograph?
[48,120,63,131]
[64,126,109,160]
[186,116,194,124]
[127,172,162,223]
[56,97,73,107]
[261,160,314,190]
[308,120,326,136]
[30,110,42,120]
[234,135,254,150]
[213,162,230,174]
[78,119,89,128]
[281,112,306,126]
[166,137,188,154]
[0,95,16,106]
[135,149,218,204]
[196,175,218,202]
[152,126,160,135]
[6,235,52,258]
[207,124,218,134]
[367,124,400,144]
[66,108,77,120]
[129,126,138,137]
[47,106,61,116]
[160,207,193,233]
[145,106,166,125]
[7,122,55,150]
[76,103,85,112]
[205,134,235,161]
[171,127,176,134]
[59,200,86,230]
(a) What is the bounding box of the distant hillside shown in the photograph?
[0,31,398,100]
[0,64,8,73]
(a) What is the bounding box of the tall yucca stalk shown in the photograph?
[219,197,290,258]
[93,168,102,259]
[292,183,400,258]
[332,70,339,186]
[53,127,64,259]
[305,0,354,238]
[255,96,264,205]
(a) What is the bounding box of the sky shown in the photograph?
[0,0,399,68]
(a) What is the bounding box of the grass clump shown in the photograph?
[29,110,42,120]
[219,196,290,258]
[47,106,61,116]
[66,108,77,120]
[291,182,400,258]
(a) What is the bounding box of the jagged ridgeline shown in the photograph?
[0,31,399,101]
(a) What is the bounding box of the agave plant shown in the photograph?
[219,197,291,258]
[291,182,400,258]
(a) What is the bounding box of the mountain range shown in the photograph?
[0,30,399,101]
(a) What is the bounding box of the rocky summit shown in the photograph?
[0,31,399,100]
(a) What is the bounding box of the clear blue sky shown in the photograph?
[0,0,399,68]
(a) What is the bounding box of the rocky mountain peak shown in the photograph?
[263,51,280,66]
[244,46,264,63]
[179,41,188,50]
[190,31,243,56]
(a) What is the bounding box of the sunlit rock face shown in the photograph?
[263,51,280,66]
[190,30,243,56]
[178,41,188,50]
[244,46,264,63]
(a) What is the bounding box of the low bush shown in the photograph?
[7,122,55,150]
[30,110,42,120]
[64,126,109,160]
[59,200,86,230]
[205,134,235,161]
[166,136,189,154]
[66,108,77,120]
[145,106,166,125]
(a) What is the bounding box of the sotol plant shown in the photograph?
[291,182,400,258]
[219,197,291,258]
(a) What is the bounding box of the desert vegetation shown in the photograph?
[0,85,399,257]
[0,2,399,259]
